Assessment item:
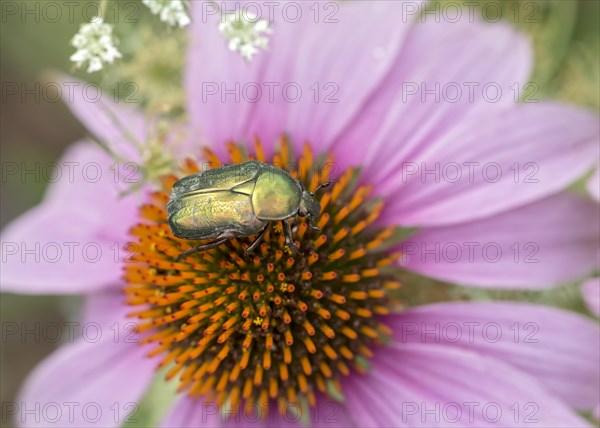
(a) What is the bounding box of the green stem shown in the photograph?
[99,0,109,18]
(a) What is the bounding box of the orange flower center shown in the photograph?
[123,137,403,416]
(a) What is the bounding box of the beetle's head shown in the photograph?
[298,181,329,229]
[299,191,321,226]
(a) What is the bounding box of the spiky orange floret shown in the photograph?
[124,137,403,415]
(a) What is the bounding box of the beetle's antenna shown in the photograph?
[311,182,330,196]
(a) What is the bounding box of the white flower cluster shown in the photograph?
[218,11,272,61]
[143,0,190,28]
[70,17,122,73]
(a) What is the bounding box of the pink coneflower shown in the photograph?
[2,2,599,427]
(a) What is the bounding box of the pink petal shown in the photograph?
[15,342,155,427]
[160,396,205,428]
[400,192,600,288]
[582,277,600,316]
[80,288,137,326]
[15,291,156,427]
[186,1,416,159]
[1,141,142,294]
[161,395,351,427]
[587,167,600,202]
[58,78,145,161]
[379,103,600,226]
[336,16,532,181]
[390,302,600,411]
[343,343,590,427]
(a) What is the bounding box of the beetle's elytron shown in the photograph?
[167,161,329,260]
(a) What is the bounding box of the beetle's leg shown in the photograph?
[307,215,321,232]
[176,238,230,261]
[245,224,270,255]
[282,220,299,254]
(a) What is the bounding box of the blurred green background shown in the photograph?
[1,0,599,425]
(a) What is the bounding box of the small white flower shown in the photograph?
[218,11,272,61]
[70,17,122,73]
[143,0,190,28]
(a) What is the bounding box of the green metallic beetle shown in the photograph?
[167,161,329,260]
